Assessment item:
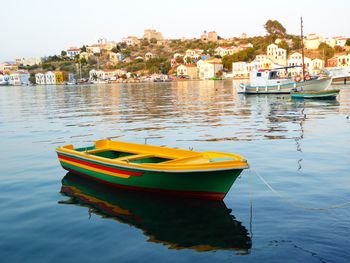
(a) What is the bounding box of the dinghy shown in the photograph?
[56,139,249,200]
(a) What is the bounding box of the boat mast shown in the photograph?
[300,17,305,81]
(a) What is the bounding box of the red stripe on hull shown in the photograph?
[62,166,226,201]
[58,154,143,177]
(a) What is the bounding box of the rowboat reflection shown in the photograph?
[59,173,252,252]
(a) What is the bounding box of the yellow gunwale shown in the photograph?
[56,139,249,172]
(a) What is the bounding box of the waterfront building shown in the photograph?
[197,58,223,79]
[0,74,9,85]
[67,47,80,58]
[143,29,163,41]
[45,71,56,85]
[0,62,18,72]
[9,71,29,85]
[304,34,321,50]
[232,62,254,78]
[55,71,65,84]
[35,73,45,84]
[176,64,198,79]
[287,52,312,76]
[326,57,338,67]
[266,43,287,66]
[122,36,140,46]
[89,69,127,81]
[336,54,350,67]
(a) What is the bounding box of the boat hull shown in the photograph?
[57,152,243,200]
[238,77,332,94]
[331,76,350,85]
[291,89,340,99]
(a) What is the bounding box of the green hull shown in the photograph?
[60,174,252,251]
[291,89,340,99]
[58,152,243,200]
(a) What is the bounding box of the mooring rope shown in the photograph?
[249,168,350,211]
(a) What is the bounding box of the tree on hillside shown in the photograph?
[222,47,256,71]
[61,50,67,57]
[264,20,287,37]
[318,43,335,61]
[278,40,290,53]
[346,39,350,46]
[80,45,87,52]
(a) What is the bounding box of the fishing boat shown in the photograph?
[238,17,332,94]
[291,89,340,99]
[56,139,249,200]
[237,67,332,94]
[60,173,252,252]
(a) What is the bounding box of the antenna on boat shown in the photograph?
[300,16,306,82]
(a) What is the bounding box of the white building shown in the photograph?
[67,47,81,57]
[16,57,42,66]
[89,69,127,81]
[122,36,140,46]
[287,52,312,76]
[267,43,287,66]
[45,71,56,85]
[324,36,347,48]
[232,62,254,78]
[35,73,45,84]
[336,54,350,67]
[304,34,321,50]
[86,45,101,54]
[9,71,29,85]
[197,59,223,79]
[145,52,154,60]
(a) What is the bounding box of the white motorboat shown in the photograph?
[237,67,332,94]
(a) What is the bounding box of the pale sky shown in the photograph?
[1,0,349,62]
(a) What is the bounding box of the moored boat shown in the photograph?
[291,89,340,99]
[238,67,332,94]
[327,67,350,85]
[56,139,249,200]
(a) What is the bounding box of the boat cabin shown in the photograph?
[249,69,290,87]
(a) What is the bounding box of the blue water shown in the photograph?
[0,81,349,262]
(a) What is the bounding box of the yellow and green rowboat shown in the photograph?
[56,139,249,200]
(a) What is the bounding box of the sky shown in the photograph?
[1,0,349,62]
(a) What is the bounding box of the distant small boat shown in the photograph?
[56,139,249,200]
[291,89,340,99]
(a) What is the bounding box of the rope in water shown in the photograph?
[249,168,350,211]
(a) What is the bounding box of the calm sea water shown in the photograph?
[0,81,349,263]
